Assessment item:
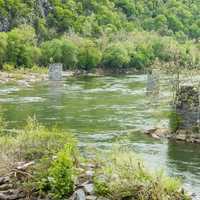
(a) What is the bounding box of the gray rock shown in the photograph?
[97,197,110,200]
[86,170,94,178]
[0,177,9,185]
[83,184,94,194]
[86,195,97,200]
[73,189,86,200]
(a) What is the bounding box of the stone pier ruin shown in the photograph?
[49,63,63,81]
[173,85,200,132]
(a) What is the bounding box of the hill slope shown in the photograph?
[0,0,200,70]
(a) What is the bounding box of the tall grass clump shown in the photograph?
[0,117,78,199]
[94,147,191,200]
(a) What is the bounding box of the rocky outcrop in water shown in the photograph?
[175,86,200,129]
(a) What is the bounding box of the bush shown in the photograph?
[77,40,102,70]
[2,63,15,72]
[0,117,78,199]
[94,148,190,200]
[0,32,8,68]
[41,38,79,69]
[129,44,155,69]
[102,43,130,69]
[62,39,78,70]
[7,25,38,68]
[41,39,63,65]
[0,117,76,174]
[48,147,75,199]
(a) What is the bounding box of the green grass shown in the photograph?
[94,147,191,200]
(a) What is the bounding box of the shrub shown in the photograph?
[94,148,190,200]
[41,38,79,69]
[48,147,75,199]
[102,43,130,69]
[0,117,76,174]
[2,63,15,72]
[41,39,63,65]
[0,32,8,68]
[77,40,102,70]
[7,25,38,68]
[129,44,155,69]
[62,39,78,70]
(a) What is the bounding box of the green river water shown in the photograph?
[0,75,200,199]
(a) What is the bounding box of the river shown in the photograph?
[0,74,200,199]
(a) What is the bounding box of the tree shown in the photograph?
[78,40,102,70]
[41,39,63,65]
[0,32,8,68]
[102,43,130,68]
[62,39,78,70]
[7,25,38,67]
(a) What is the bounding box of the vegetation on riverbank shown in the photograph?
[1,0,200,71]
[0,117,191,199]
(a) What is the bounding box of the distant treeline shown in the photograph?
[0,0,200,70]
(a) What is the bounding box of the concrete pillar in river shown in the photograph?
[49,63,63,81]
[146,69,160,96]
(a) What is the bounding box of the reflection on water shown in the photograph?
[0,75,200,198]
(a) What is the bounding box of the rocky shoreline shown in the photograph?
[146,128,200,144]
[0,71,48,86]
[0,161,107,200]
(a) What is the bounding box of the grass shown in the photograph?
[0,116,191,200]
[0,117,77,199]
[2,64,48,74]
[94,147,191,200]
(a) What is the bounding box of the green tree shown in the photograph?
[41,39,63,65]
[7,25,38,67]
[102,43,130,68]
[62,39,78,70]
[78,40,102,70]
[0,32,8,68]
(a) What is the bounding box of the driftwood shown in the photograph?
[0,161,35,200]
[0,190,25,200]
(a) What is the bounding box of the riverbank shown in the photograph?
[0,70,47,86]
[146,128,200,144]
[0,67,144,85]
[0,119,191,200]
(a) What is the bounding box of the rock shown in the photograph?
[97,197,110,200]
[176,134,186,141]
[17,80,30,87]
[86,195,97,200]
[0,184,13,191]
[0,177,9,185]
[86,170,94,178]
[151,133,160,139]
[73,189,86,200]
[83,184,94,195]
[87,164,96,169]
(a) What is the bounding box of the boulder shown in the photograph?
[73,189,86,200]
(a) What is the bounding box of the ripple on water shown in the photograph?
[0,87,20,95]
[0,97,45,104]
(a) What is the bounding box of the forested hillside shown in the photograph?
[1,0,200,70]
